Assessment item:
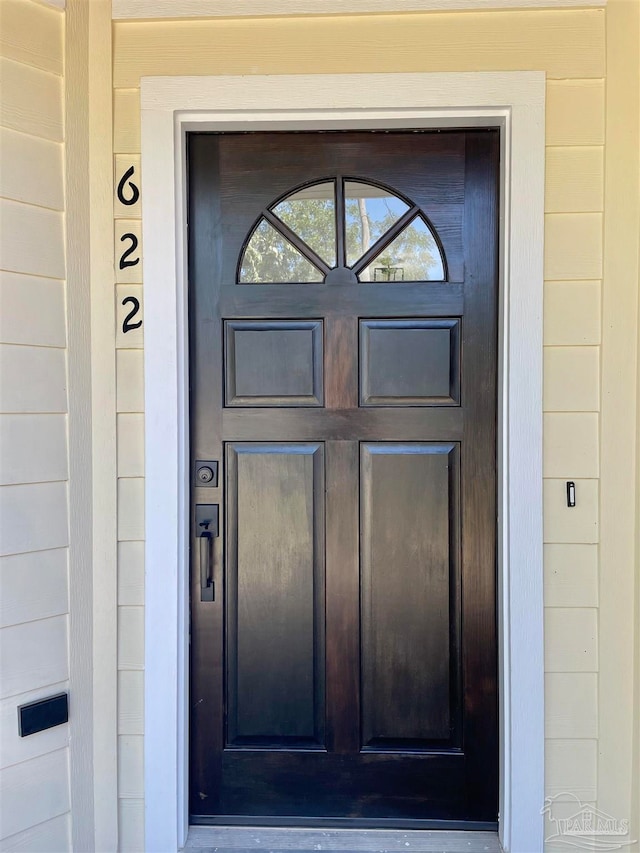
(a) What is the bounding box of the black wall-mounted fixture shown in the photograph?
[566,481,576,508]
[18,693,69,737]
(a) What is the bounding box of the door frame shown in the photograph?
[141,71,545,853]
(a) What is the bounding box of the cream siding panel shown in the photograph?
[0,615,68,699]
[545,673,598,739]
[118,606,144,670]
[117,414,144,478]
[0,0,63,76]
[117,478,144,541]
[118,799,144,853]
[0,129,64,211]
[544,544,598,608]
[544,213,602,280]
[116,349,144,413]
[114,89,141,154]
[544,346,600,412]
[0,345,67,414]
[118,735,144,797]
[545,608,597,672]
[0,57,63,142]
[118,540,144,606]
[0,548,68,628]
[0,414,68,485]
[543,412,599,479]
[543,281,601,346]
[0,481,68,556]
[0,748,70,840]
[0,813,70,853]
[112,10,605,87]
[545,79,605,146]
[118,670,143,734]
[543,479,598,544]
[0,199,65,279]
[545,739,597,801]
[116,285,144,348]
[0,274,66,348]
[545,147,604,213]
[0,680,69,768]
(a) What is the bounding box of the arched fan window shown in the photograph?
[237,179,446,284]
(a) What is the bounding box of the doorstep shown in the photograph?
[184,826,503,852]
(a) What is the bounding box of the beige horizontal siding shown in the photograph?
[0,482,69,556]
[545,147,604,213]
[0,57,63,142]
[0,748,70,841]
[0,128,64,211]
[546,79,605,146]
[545,608,598,672]
[543,281,601,346]
[544,213,603,280]
[0,199,65,279]
[543,413,599,479]
[0,811,70,852]
[0,615,68,700]
[545,739,598,801]
[0,273,66,348]
[117,414,144,478]
[116,350,144,413]
[118,541,144,607]
[118,605,144,670]
[113,9,605,86]
[118,671,144,735]
[0,549,68,629]
[0,345,67,414]
[544,544,598,608]
[117,478,144,541]
[0,0,63,76]
[0,415,68,485]
[544,347,600,412]
[545,673,598,739]
[118,798,144,853]
[118,736,144,799]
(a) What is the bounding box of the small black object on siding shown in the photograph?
[566,481,576,508]
[18,693,69,737]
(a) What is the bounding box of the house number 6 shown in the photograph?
[117,165,140,206]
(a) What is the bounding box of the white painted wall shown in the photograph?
[0,1,71,849]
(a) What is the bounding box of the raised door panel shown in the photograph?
[360,442,460,747]
[225,443,325,746]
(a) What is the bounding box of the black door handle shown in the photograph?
[196,505,219,602]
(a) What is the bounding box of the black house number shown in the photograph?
[119,232,139,269]
[117,165,140,206]
[122,296,142,334]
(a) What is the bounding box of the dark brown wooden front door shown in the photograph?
[188,130,498,828]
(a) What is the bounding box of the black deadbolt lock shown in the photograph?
[195,460,218,488]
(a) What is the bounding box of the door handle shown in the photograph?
[196,505,219,602]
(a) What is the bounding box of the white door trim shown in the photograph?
[114,0,605,19]
[141,71,545,853]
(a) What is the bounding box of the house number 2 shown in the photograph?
[122,296,142,334]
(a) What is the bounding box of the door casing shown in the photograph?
[140,72,545,853]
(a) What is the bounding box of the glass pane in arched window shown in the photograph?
[345,181,410,268]
[239,219,324,283]
[272,182,336,267]
[358,216,445,282]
